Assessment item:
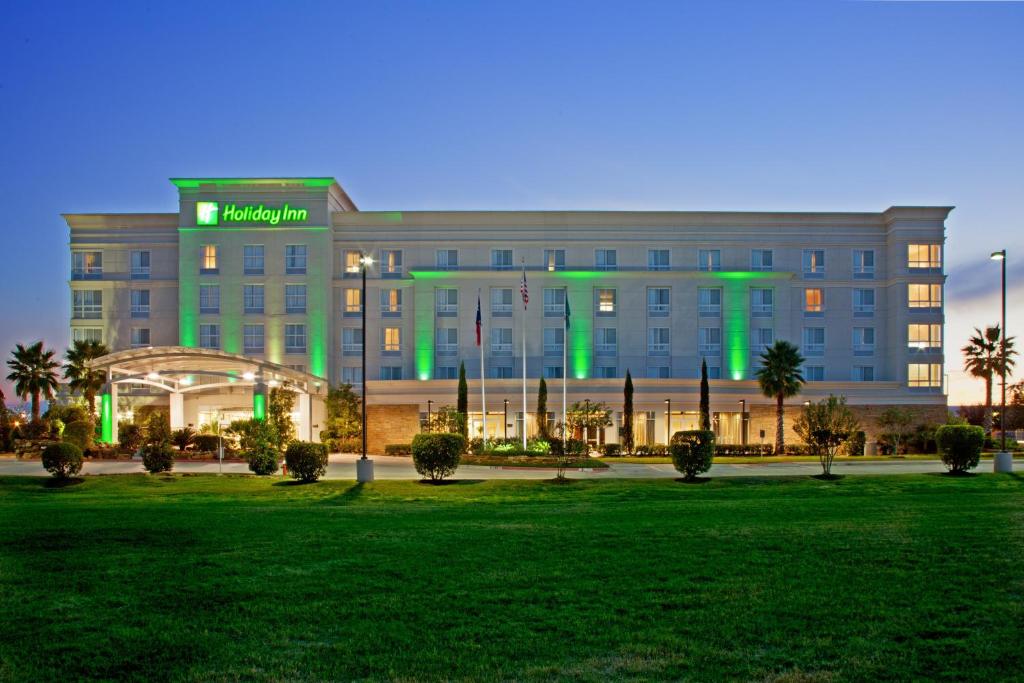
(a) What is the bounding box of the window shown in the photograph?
[130,250,151,279]
[853,250,875,278]
[435,288,458,315]
[698,288,721,316]
[698,249,721,272]
[908,323,942,352]
[543,249,565,272]
[380,288,402,316]
[751,249,773,272]
[805,366,824,382]
[285,285,307,314]
[244,285,264,314]
[908,363,942,388]
[130,328,150,348]
[343,250,362,277]
[436,249,458,270]
[802,249,825,278]
[804,288,824,314]
[647,366,670,379]
[648,327,669,354]
[853,327,875,355]
[595,366,617,379]
[491,366,514,379]
[595,288,616,315]
[435,366,458,380]
[199,324,220,349]
[698,327,721,355]
[491,288,513,315]
[285,324,306,353]
[543,327,564,356]
[852,366,874,382]
[344,288,361,315]
[908,244,942,269]
[543,288,565,316]
[237,244,262,275]
[908,283,942,309]
[751,288,773,317]
[71,251,102,279]
[648,249,670,271]
[131,290,150,318]
[803,327,825,356]
[381,327,401,353]
[380,366,403,381]
[341,367,363,386]
[543,365,564,379]
[752,328,774,352]
[200,245,218,274]
[706,365,722,380]
[72,328,103,343]
[379,249,402,278]
[198,285,218,314]
[596,249,617,271]
[342,328,362,355]
[491,327,513,354]
[436,328,458,355]
[491,249,513,270]
[595,328,617,355]
[285,245,308,274]
[853,288,875,316]
[243,324,264,353]
[647,287,670,316]
[72,290,102,319]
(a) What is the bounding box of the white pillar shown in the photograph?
[169,392,185,431]
[110,382,119,445]
[298,392,312,441]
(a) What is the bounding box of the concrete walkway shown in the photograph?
[0,454,1004,479]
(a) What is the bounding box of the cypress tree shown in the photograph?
[537,377,548,439]
[457,362,468,436]
[699,358,711,431]
[621,370,634,454]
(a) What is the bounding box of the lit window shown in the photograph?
[853,288,875,316]
[491,288,513,315]
[72,290,102,319]
[72,251,103,279]
[751,288,773,317]
[198,285,218,314]
[243,324,264,353]
[853,250,875,278]
[130,328,150,348]
[199,324,220,349]
[380,249,402,278]
[803,327,825,356]
[491,249,513,270]
[381,327,401,353]
[543,327,564,356]
[285,285,307,314]
[698,327,721,356]
[908,363,942,388]
[908,244,942,269]
[647,287,670,316]
[436,249,458,270]
[200,245,218,273]
[436,288,458,315]
[342,328,362,355]
[908,323,942,352]
[285,245,308,274]
[908,284,942,308]
[244,285,264,314]
[544,249,565,272]
[596,249,617,271]
[543,288,565,316]
[131,290,151,318]
[436,328,458,355]
[698,288,721,316]
[802,249,825,277]
[751,249,773,272]
[648,327,670,354]
[344,250,362,276]
[130,250,151,279]
[595,328,617,355]
[490,328,513,354]
[344,288,362,315]
[244,245,264,275]
[380,288,401,315]
[595,288,616,315]
[698,249,720,272]
[853,327,875,354]
[804,288,824,314]
[648,249,670,271]
[285,324,306,353]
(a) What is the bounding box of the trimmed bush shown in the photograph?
[632,443,669,456]
[285,441,329,482]
[384,443,412,456]
[935,424,984,474]
[411,433,466,482]
[324,437,360,454]
[141,443,174,474]
[62,420,94,452]
[713,444,774,457]
[671,430,716,481]
[41,442,83,479]
[247,448,279,475]
[192,434,221,453]
[118,422,143,451]
[601,443,622,457]
[782,444,815,456]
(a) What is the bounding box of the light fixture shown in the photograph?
[991,250,1006,261]
[360,255,374,266]
[268,379,279,388]
[147,371,160,380]
[242,371,255,381]
[180,376,193,386]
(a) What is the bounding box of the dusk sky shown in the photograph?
[1,0,1021,405]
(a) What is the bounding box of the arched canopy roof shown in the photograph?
[88,346,326,396]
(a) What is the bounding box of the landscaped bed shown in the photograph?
[460,454,609,468]
[0,474,1020,680]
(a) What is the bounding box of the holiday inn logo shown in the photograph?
[194,201,309,226]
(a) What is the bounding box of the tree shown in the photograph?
[699,358,711,431]
[536,377,548,438]
[621,371,635,454]
[321,384,361,442]
[456,362,468,437]
[268,387,296,449]
[755,340,806,455]
[566,400,612,440]
[63,340,110,417]
[793,395,860,477]
[6,341,61,423]
[425,405,466,434]
[963,325,1017,435]
[877,407,914,455]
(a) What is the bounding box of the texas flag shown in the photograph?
[476,294,482,346]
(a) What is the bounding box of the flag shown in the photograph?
[564,292,571,329]
[475,294,482,346]
[520,265,529,309]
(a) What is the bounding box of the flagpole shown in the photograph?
[521,259,528,449]
[478,289,488,447]
[563,287,568,450]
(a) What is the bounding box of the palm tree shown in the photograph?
[963,325,1017,435]
[63,339,110,417]
[6,342,61,423]
[756,340,805,455]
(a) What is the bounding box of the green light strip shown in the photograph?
[307,246,329,379]
[178,226,329,233]
[723,281,750,380]
[170,178,336,189]
[253,393,266,421]
[100,393,113,444]
[414,286,435,380]
[178,240,198,347]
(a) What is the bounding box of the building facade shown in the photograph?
[66,178,949,447]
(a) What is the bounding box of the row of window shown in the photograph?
[199,244,308,275]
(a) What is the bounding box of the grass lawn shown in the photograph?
[0,474,1021,681]
[602,454,1020,465]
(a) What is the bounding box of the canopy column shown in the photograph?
[297,392,312,441]
[169,392,185,431]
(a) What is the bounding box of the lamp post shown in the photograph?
[738,399,747,447]
[665,398,671,445]
[503,399,509,440]
[991,249,1012,473]
[357,253,375,482]
[427,399,433,430]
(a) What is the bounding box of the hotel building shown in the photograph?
[65,178,948,449]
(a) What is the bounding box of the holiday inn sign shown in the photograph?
[195,201,309,226]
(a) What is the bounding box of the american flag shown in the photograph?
[520,264,529,309]
[475,294,482,346]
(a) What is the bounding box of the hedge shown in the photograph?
[384,444,412,456]
[141,443,174,474]
[600,443,621,457]
[285,441,329,482]
[670,430,715,480]
[62,420,94,452]
[935,424,984,474]
[411,433,466,481]
[192,434,222,453]
[41,442,83,479]
[714,444,774,457]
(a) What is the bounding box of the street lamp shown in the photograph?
[427,399,433,430]
[738,399,747,447]
[357,254,374,482]
[991,249,1012,472]
[503,399,509,440]
[665,398,671,445]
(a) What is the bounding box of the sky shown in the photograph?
[0,0,1021,405]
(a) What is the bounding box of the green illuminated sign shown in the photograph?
[194,201,309,226]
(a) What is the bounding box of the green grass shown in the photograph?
[1,474,1021,681]
[602,454,1020,465]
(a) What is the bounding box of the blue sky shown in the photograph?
[1,0,1021,404]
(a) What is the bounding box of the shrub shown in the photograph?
[600,443,622,457]
[141,443,174,474]
[192,434,221,453]
[935,424,984,474]
[845,430,866,457]
[384,443,412,456]
[145,412,171,446]
[632,443,669,456]
[411,433,466,482]
[714,444,774,457]
[171,427,195,451]
[670,430,715,480]
[248,448,279,475]
[527,437,552,454]
[118,422,143,451]
[324,437,360,454]
[62,420,94,452]
[41,442,83,479]
[285,441,329,482]
[549,438,587,457]
[228,419,280,475]
[782,444,814,456]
